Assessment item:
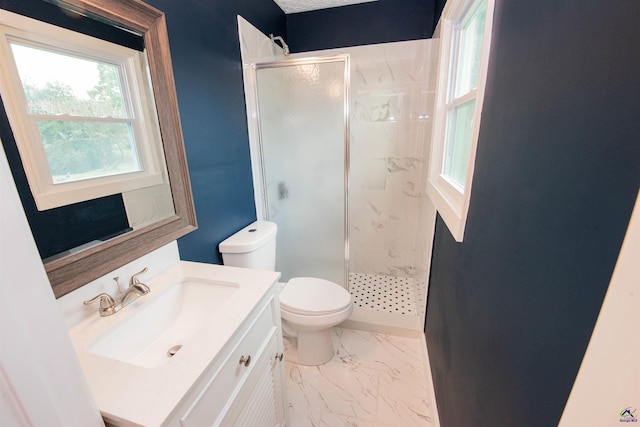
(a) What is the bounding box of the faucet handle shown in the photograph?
[83,293,117,316]
[129,267,148,286]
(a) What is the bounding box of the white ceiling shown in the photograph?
[273,0,378,14]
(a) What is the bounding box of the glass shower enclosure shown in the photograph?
[250,56,350,287]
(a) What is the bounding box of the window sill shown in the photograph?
[426,177,468,242]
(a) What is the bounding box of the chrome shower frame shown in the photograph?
[246,55,351,289]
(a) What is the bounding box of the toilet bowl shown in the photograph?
[279,277,353,365]
[218,221,353,365]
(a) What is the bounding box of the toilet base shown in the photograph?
[284,327,335,366]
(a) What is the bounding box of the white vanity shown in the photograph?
[68,261,288,426]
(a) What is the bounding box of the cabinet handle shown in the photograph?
[239,355,251,367]
[275,352,283,362]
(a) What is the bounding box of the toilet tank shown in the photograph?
[218,221,277,271]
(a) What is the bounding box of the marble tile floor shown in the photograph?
[284,328,434,426]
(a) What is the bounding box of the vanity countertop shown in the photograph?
[68,261,280,426]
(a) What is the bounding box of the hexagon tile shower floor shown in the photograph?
[349,273,417,315]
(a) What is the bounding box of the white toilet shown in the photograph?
[219,221,353,365]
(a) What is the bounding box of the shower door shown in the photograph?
[253,56,349,286]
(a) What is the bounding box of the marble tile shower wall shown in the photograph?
[346,40,433,280]
[412,38,439,322]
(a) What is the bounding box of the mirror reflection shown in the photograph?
[0,4,174,261]
[0,0,197,297]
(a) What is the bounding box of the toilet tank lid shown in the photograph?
[218,221,277,254]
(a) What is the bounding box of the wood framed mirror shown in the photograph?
[28,0,197,297]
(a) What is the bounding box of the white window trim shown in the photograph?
[0,9,165,211]
[427,0,495,242]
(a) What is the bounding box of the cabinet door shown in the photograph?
[221,332,286,427]
[180,296,279,427]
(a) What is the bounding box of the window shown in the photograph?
[427,0,495,241]
[0,10,164,211]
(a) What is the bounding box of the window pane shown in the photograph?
[443,99,476,187]
[453,0,486,99]
[11,43,128,118]
[37,121,140,183]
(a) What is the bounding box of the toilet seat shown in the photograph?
[280,277,351,316]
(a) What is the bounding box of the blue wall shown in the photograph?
[3,0,434,264]
[286,0,436,52]
[144,0,286,263]
[146,0,436,263]
[425,1,640,425]
[0,0,285,264]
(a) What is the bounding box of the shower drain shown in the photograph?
[167,344,182,357]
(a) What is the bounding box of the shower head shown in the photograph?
[269,33,290,56]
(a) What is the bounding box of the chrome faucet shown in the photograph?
[84,267,151,316]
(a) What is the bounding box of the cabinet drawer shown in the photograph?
[180,296,278,427]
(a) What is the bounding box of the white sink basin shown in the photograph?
[87,278,239,368]
[68,261,280,426]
